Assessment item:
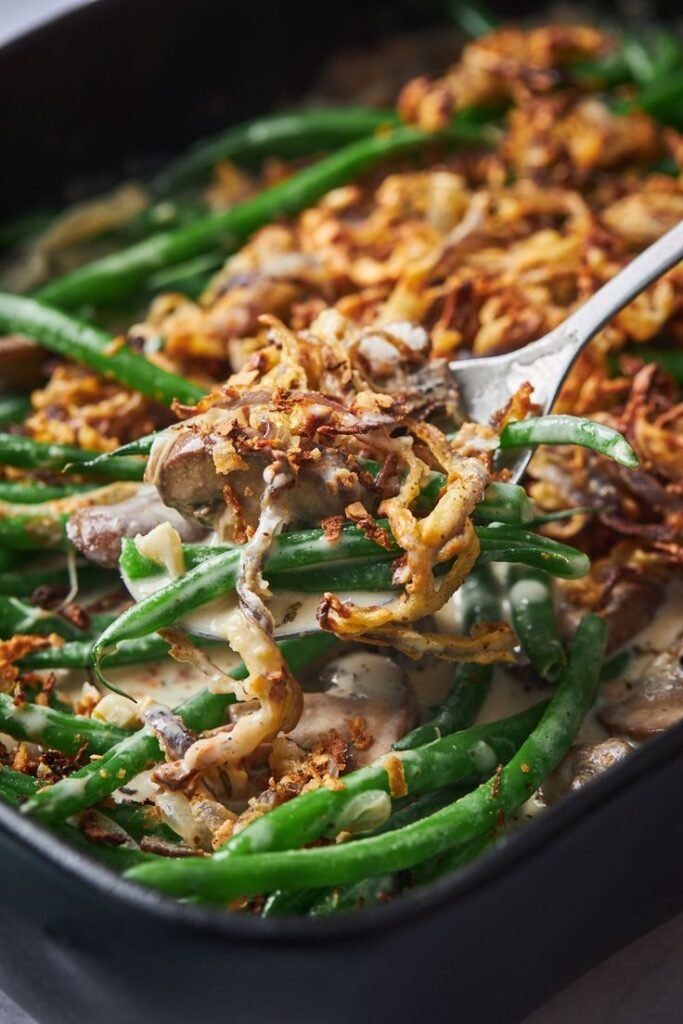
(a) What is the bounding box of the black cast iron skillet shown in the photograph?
[0,2,680,1021]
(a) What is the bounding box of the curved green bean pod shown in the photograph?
[508,566,566,683]
[125,614,605,901]
[0,692,128,756]
[499,415,638,467]
[34,122,490,311]
[219,702,544,858]
[23,633,336,824]
[0,294,206,407]
[0,505,69,550]
[0,561,113,597]
[152,107,400,196]
[0,432,145,480]
[0,481,95,503]
[0,393,32,426]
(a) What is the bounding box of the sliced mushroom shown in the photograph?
[66,484,207,567]
[287,652,417,768]
[599,631,683,739]
[0,335,47,390]
[540,738,633,805]
[153,428,378,536]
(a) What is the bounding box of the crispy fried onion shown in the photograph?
[0,634,63,693]
[150,318,515,781]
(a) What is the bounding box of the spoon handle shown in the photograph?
[561,219,683,345]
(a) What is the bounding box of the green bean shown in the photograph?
[144,250,225,298]
[23,633,336,824]
[0,505,68,549]
[273,525,589,591]
[306,786,471,916]
[0,561,113,597]
[0,595,114,641]
[508,567,566,683]
[443,0,499,38]
[219,702,544,858]
[0,480,95,503]
[152,107,400,196]
[0,692,128,755]
[0,294,206,407]
[394,567,500,750]
[622,67,683,129]
[126,614,605,901]
[20,634,170,670]
[308,875,396,916]
[410,830,491,888]
[0,765,40,803]
[0,766,177,843]
[471,481,534,525]
[0,550,20,573]
[0,432,147,480]
[261,888,323,918]
[499,415,638,467]
[0,393,32,426]
[34,121,491,311]
[79,432,158,475]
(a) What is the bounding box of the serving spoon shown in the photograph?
[450,219,683,482]
[123,221,683,644]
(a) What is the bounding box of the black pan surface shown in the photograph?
[0,2,680,1021]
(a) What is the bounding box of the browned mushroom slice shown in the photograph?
[66,484,207,567]
[0,335,47,391]
[153,428,378,536]
[599,632,683,740]
[540,738,633,805]
[287,652,417,768]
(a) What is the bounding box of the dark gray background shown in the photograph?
[0,2,679,1021]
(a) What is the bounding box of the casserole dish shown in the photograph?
[0,1,681,1021]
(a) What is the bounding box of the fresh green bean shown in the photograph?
[0,294,206,407]
[0,766,177,843]
[79,432,158,474]
[0,432,146,480]
[34,122,491,311]
[410,830,491,888]
[0,505,68,550]
[23,633,336,824]
[306,786,471,915]
[0,692,128,755]
[0,480,95,503]
[499,415,638,467]
[308,875,396,916]
[443,0,499,38]
[108,522,588,669]
[508,567,566,683]
[0,561,113,597]
[126,614,605,901]
[219,702,545,858]
[20,634,171,670]
[394,566,500,750]
[0,393,32,426]
[0,595,114,642]
[152,107,400,196]
[0,550,20,573]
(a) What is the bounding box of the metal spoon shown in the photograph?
[450,219,683,482]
